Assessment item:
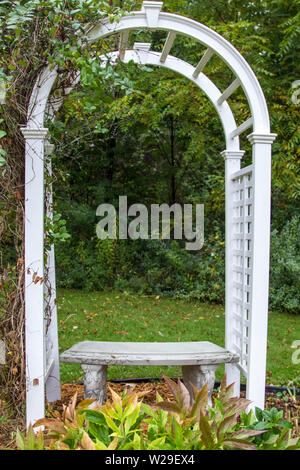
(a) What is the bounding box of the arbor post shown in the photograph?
[21,127,48,427]
[246,133,276,409]
[44,141,61,402]
[222,149,245,397]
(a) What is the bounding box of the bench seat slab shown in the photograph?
[60,341,239,366]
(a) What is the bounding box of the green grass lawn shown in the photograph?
[57,288,300,387]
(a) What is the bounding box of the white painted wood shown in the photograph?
[44,358,54,382]
[217,78,241,105]
[230,117,253,139]
[21,127,48,427]
[86,2,271,133]
[192,48,214,78]
[44,245,61,402]
[141,1,163,28]
[133,42,151,51]
[246,133,277,410]
[118,50,240,151]
[44,141,61,402]
[27,66,57,129]
[236,363,248,377]
[160,31,176,63]
[29,1,273,145]
[222,150,245,397]
[119,30,129,61]
[230,164,253,179]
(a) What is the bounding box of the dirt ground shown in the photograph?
[1,381,299,449]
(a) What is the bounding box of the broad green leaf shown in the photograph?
[124,404,141,435]
[147,436,166,450]
[27,424,36,450]
[103,414,122,436]
[84,409,107,426]
[133,432,142,450]
[87,422,110,446]
[141,403,157,418]
[172,417,184,449]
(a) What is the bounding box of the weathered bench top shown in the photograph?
[60,341,239,366]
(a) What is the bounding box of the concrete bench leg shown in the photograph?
[81,364,107,404]
[182,364,218,407]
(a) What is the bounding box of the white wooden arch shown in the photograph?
[22,1,276,426]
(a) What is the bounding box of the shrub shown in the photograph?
[16,376,299,451]
[269,216,300,313]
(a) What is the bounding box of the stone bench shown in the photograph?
[60,341,239,406]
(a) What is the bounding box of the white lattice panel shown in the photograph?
[230,165,253,376]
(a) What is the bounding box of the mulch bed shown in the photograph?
[1,381,299,449]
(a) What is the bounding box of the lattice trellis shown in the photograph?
[230,165,254,377]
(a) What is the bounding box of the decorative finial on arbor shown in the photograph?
[141,1,163,28]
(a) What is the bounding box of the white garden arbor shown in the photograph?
[22,2,276,426]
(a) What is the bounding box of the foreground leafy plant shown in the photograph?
[16,425,44,451]
[240,406,299,450]
[32,393,93,450]
[18,388,150,450]
[16,376,300,450]
[145,375,266,450]
[83,387,149,450]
